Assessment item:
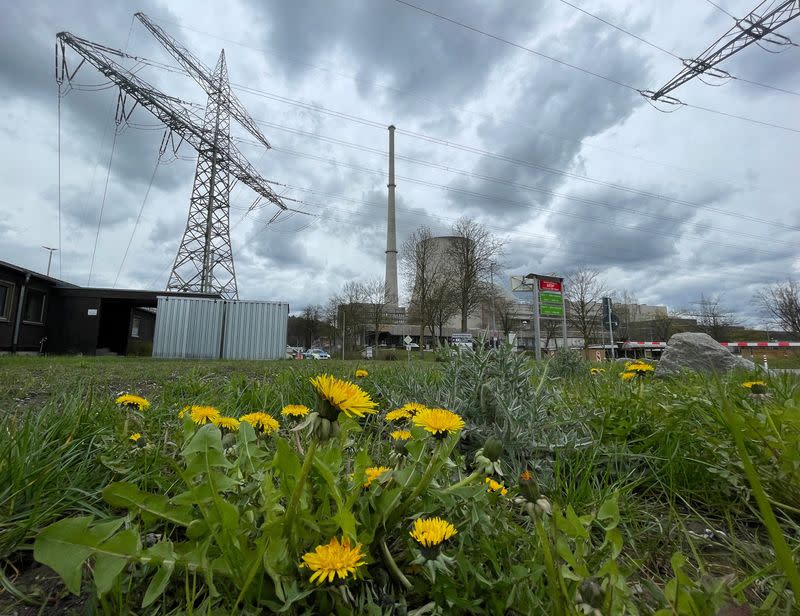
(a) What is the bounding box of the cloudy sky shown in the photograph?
[1,0,798,323]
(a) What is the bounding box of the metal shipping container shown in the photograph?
[152,296,288,360]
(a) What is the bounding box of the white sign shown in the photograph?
[87,309,98,316]
[403,335,412,345]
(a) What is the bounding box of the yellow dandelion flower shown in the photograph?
[115,394,150,411]
[620,371,638,381]
[386,408,413,422]
[355,369,369,378]
[401,402,428,415]
[589,367,605,375]
[214,416,240,431]
[300,536,366,585]
[363,466,392,488]
[409,517,458,548]
[181,405,220,425]
[626,362,654,375]
[281,404,311,417]
[310,374,378,419]
[129,432,142,442]
[390,429,412,441]
[239,412,280,434]
[412,407,465,438]
[485,477,508,496]
[742,380,767,389]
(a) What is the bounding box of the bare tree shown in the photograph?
[542,318,562,351]
[336,281,368,351]
[300,305,322,348]
[650,308,684,342]
[611,289,639,340]
[363,277,390,353]
[448,217,504,332]
[565,267,608,349]
[687,293,738,341]
[756,279,800,336]
[401,226,440,346]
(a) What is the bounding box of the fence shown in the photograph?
[152,296,288,360]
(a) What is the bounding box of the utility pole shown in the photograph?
[42,246,58,277]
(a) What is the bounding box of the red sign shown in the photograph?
[538,279,562,292]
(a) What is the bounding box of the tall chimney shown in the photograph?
[384,125,399,306]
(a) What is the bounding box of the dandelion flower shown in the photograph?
[180,405,221,425]
[239,412,280,434]
[300,536,366,585]
[310,374,378,419]
[281,404,311,418]
[214,416,240,431]
[589,367,605,375]
[409,517,458,548]
[625,362,654,375]
[742,380,767,389]
[385,408,413,422]
[129,432,142,442]
[620,371,638,381]
[412,407,465,438]
[390,429,412,441]
[115,394,150,411]
[401,402,428,415]
[363,466,392,488]
[485,477,508,496]
[355,369,369,378]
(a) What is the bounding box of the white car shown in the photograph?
[304,348,331,360]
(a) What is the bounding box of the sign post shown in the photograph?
[512,274,567,360]
[404,335,412,362]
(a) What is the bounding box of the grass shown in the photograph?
[0,353,798,614]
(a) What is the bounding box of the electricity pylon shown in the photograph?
[56,15,291,298]
[646,0,799,102]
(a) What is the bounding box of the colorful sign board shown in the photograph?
[539,291,563,305]
[539,279,562,292]
[540,304,564,317]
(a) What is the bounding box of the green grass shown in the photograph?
[0,353,798,614]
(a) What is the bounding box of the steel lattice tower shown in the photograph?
[167,51,237,298]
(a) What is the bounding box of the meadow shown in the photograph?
[0,348,798,615]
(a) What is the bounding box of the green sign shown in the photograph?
[539,291,563,305]
[540,304,564,317]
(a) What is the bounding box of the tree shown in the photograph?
[650,308,683,342]
[401,225,459,346]
[335,281,368,352]
[300,305,322,348]
[447,217,504,332]
[687,293,738,341]
[611,289,639,340]
[756,279,800,337]
[363,277,391,353]
[564,267,608,349]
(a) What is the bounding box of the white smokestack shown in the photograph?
[384,125,399,306]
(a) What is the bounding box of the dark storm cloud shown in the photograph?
[449,17,651,226]
[246,0,539,115]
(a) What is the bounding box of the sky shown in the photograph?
[0,0,798,325]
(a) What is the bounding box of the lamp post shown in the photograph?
[41,246,58,277]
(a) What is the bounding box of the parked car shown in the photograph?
[303,348,330,360]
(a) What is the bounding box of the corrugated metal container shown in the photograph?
[222,300,288,360]
[152,296,288,360]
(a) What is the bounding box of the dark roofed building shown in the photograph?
[0,260,217,355]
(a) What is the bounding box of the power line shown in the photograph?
[235,123,796,244]
[217,85,800,231]
[704,0,738,20]
[559,0,800,97]
[146,16,759,187]
[87,125,119,286]
[393,0,800,132]
[246,142,792,257]
[113,145,161,287]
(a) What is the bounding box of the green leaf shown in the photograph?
[93,529,140,596]
[33,517,131,595]
[273,437,301,485]
[597,493,620,530]
[141,541,176,608]
[103,482,194,526]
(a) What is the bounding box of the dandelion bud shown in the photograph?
[519,470,539,502]
[482,436,503,462]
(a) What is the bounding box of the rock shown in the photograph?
[655,332,755,377]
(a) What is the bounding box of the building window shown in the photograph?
[23,289,46,324]
[0,281,14,321]
[131,316,142,338]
